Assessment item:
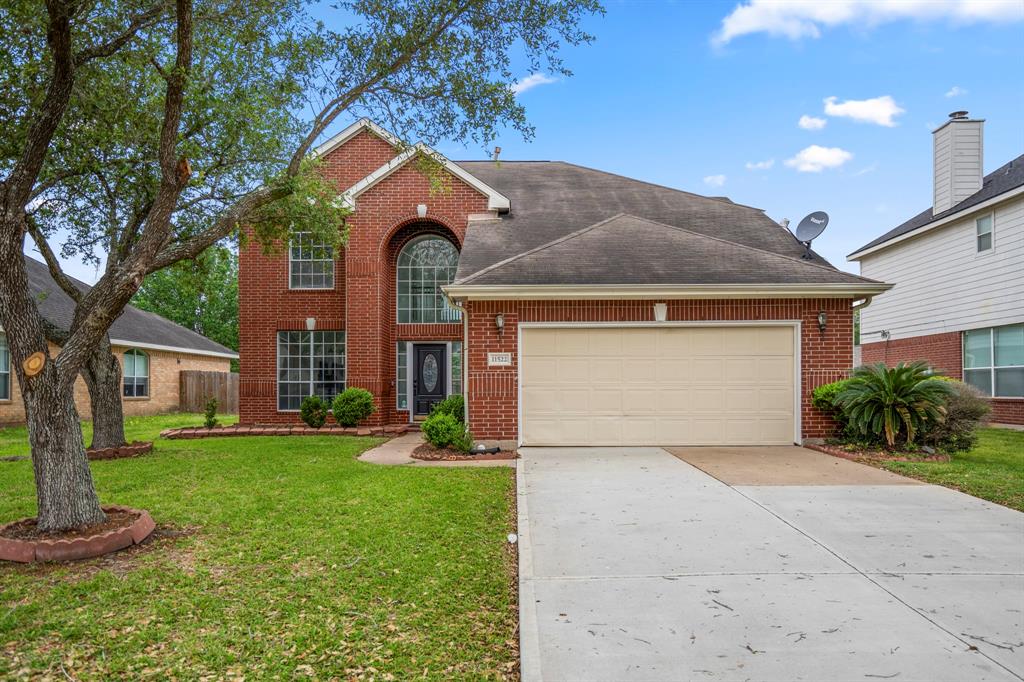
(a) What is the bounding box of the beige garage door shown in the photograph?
[520,326,796,446]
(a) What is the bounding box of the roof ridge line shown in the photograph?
[623,214,882,283]
[455,213,630,285]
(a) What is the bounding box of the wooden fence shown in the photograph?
[180,371,239,414]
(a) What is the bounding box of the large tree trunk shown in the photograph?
[81,338,126,450]
[24,362,107,531]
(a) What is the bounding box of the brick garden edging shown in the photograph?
[0,506,156,563]
[805,443,950,463]
[160,424,413,440]
[87,441,153,461]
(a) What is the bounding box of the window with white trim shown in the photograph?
[397,236,460,323]
[289,232,334,289]
[964,324,1024,397]
[396,343,408,410]
[0,333,10,400]
[976,214,993,252]
[277,331,346,410]
[123,349,149,397]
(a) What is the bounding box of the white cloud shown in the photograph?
[511,73,558,96]
[798,115,827,130]
[945,85,968,98]
[703,174,727,188]
[712,0,1024,46]
[745,159,775,171]
[785,145,853,172]
[824,95,905,126]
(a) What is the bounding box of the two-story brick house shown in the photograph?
[239,119,889,446]
[849,112,1023,425]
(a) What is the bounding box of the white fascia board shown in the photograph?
[342,143,511,212]
[311,118,402,159]
[443,282,893,301]
[848,185,1024,261]
[109,338,239,360]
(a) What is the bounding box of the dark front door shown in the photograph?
[414,344,447,415]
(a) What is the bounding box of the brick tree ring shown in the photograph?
[0,506,156,563]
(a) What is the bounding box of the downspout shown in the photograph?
[851,295,874,312]
[444,290,469,424]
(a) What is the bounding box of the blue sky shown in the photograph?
[430,0,1024,274]
[42,0,1024,282]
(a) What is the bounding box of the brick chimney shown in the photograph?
[932,111,984,215]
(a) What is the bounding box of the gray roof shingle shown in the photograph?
[457,214,880,286]
[850,153,1024,257]
[452,161,875,287]
[24,256,237,357]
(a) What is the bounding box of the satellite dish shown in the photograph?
[794,211,829,259]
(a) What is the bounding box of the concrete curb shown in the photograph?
[517,454,543,682]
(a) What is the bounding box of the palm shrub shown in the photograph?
[332,388,376,427]
[835,362,955,448]
[300,395,329,429]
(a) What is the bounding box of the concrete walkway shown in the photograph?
[358,432,514,468]
[518,447,1024,682]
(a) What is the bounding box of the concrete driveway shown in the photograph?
[517,447,1024,682]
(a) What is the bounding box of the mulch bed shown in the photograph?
[161,424,411,440]
[87,440,152,460]
[0,505,156,563]
[806,442,951,463]
[411,443,517,461]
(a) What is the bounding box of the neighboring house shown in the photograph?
[0,256,238,424]
[849,111,1023,425]
[238,119,889,446]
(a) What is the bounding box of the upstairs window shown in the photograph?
[397,236,460,323]
[976,214,993,252]
[123,349,149,398]
[0,333,10,400]
[964,324,1024,397]
[290,232,334,289]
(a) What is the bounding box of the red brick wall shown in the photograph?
[465,298,855,442]
[861,332,963,378]
[238,129,489,424]
[862,332,1023,425]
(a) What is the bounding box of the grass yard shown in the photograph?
[882,427,1024,511]
[0,414,517,680]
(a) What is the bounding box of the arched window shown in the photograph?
[397,236,460,323]
[123,349,149,398]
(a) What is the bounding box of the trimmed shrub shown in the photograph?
[921,380,991,453]
[300,395,329,429]
[811,378,855,438]
[332,387,376,427]
[836,361,955,448]
[204,397,219,429]
[422,412,464,449]
[430,395,465,423]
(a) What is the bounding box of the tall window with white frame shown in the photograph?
[976,214,993,252]
[0,333,10,401]
[277,331,346,410]
[963,324,1024,398]
[123,349,149,397]
[290,232,335,289]
[397,236,460,323]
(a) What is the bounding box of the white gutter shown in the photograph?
[848,185,1024,261]
[851,295,874,312]
[442,282,892,301]
[109,338,238,360]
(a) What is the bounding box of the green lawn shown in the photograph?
[0,414,517,680]
[882,427,1024,511]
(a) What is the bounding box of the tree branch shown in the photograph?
[73,3,168,65]
[25,215,82,303]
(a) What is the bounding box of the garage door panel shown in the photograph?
[520,326,796,446]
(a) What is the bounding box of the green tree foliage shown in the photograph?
[836,362,954,448]
[132,246,238,357]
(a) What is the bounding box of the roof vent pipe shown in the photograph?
[949,110,969,120]
[492,146,501,161]
[780,218,790,229]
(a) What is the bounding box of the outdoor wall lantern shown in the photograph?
[306,317,316,331]
[817,311,827,334]
[417,204,428,218]
[495,313,505,335]
[653,302,668,322]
